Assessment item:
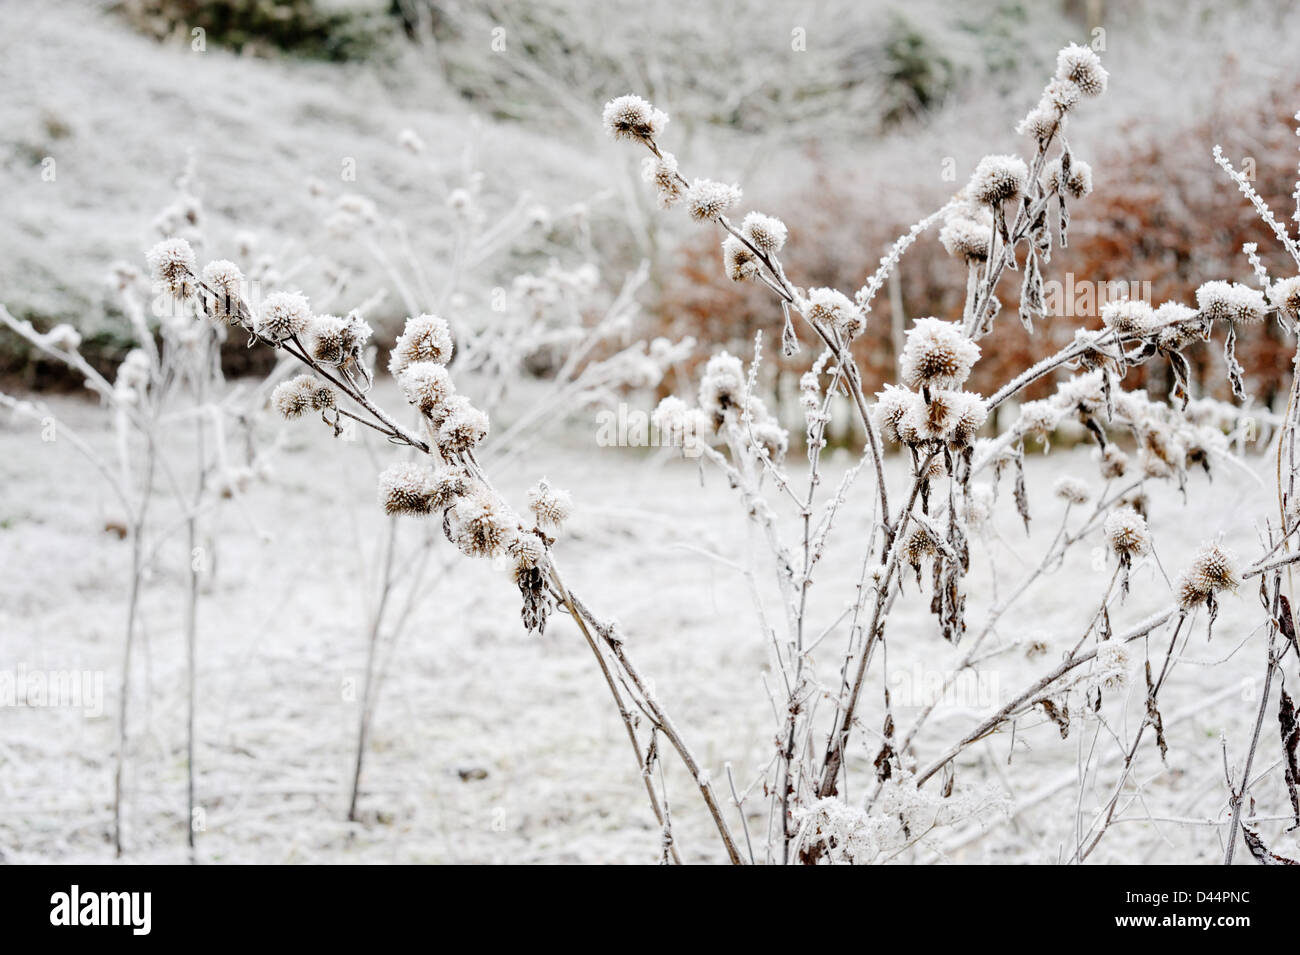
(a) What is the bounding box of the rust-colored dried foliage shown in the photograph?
[657,83,1300,413]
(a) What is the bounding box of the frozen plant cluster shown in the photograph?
[595,40,1300,864]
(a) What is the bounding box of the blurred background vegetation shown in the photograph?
[5,0,1299,414]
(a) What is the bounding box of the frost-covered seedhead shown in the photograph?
[873,384,915,445]
[1043,157,1093,199]
[968,154,1028,205]
[1014,398,1061,441]
[528,479,573,533]
[377,462,439,516]
[685,179,743,222]
[899,389,970,445]
[397,361,454,417]
[741,212,787,253]
[330,311,371,362]
[451,488,518,559]
[1055,43,1108,96]
[653,396,692,448]
[641,152,684,208]
[1184,424,1227,471]
[1137,421,1187,480]
[1091,641,1131,690]
[901,522,937,567]
[511,531,553,635]
[749,418,789,461]
[721,236,758,282]
[1042,77,1081,113]
[795,799,877,864]
[214,466,254,500]
[272,373,334,419]
[445,189,473,219]
[256,291,312,342]
[146,237,198,300]
[1104,506,1150,559]
[1054,372,1107,417]
[398,128,424,154]
[1268,276,1300,316]
[429,466,470,510]
[107,261,142,292]
[1095,443,1129,480]
[900,317,980,389]
[945,391,988,449]
[307,314,349,364]
[1195,281,1268,324]
[114,348,151,399]
[200,259,244,323]
[740,394,790,460]
[436,396,490,454]
[508,529,545,566]
[1100,298,1155,335]
[1176,542,1239,608]
[893,391,930,446]
[389,313,454,377]
[1016,105,1060,143]
[939,216,991,264]
[804,287,863,341]
[602,94,668,143]
[1153,302,1202,350]
[964,484,995,528]
[800,778,1008,864]
[336,193,378,225]
[1054,477,1090,506]
[698,351,746,421]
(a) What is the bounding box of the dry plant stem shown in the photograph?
[545,569,683,864]
[282,333,430,452]
[778,384,831,863]
[1077,613,1188,862]
[817,452,935,798]
[984,330,1118,412]
[0,306,121,409]
[964,128,1060,339]
[1271,365,1300,604]
[348,514,399,823]
[549,560,743,864]
[1222,632,1281,864]
[114,430,158,857]
[726,763,756,864]
[184,493,198,861]
[183,336,213,863]
[913,607,1180,788]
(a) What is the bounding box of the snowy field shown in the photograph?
[1,384,1291,865]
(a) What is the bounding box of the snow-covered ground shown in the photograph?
[6,0,1300,868]
[1,385,1293,864]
